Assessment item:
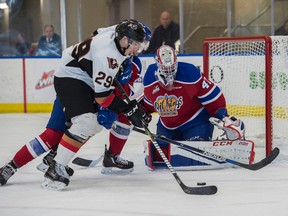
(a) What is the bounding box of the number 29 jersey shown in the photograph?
[142,62,226,129]
[55,26,127,96]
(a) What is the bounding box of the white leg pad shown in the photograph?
[144,139,255,171]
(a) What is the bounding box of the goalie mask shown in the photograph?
[155,45,178,90]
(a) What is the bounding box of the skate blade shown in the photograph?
[41,178,67,191]
[36,163,48,173]
[101,167,134,175]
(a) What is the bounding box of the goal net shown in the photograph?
[203,36,288,156]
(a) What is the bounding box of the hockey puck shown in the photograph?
[197,182,206,186]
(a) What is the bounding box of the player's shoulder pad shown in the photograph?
[132,56,142,74]
[143,63,158,86]
[176,62,202,83]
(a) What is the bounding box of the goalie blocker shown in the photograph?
[144,139,255,170]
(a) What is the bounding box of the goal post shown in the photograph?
[203,36,288,156]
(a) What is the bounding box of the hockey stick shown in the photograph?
[72,155,103,167]
[133,127,280,171]
[114,78,217,195]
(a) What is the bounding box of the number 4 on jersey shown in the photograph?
[202,77,211,89]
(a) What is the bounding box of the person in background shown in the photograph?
[145,11,179,54]
[0,30,30,56]
[15,33,30,56]
[35,24,62,56]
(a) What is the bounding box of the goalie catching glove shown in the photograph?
[123,99,151,128]
[209,116,245,140]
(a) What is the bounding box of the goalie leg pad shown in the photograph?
[172,140,255,170]
[144,139,255,170]
[143,140,210,170]
[144,141,170,170]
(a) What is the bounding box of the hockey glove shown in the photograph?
[209,116,245,140]
[97,106,118,129]
[117,58,133,85]
[123,99,151,128]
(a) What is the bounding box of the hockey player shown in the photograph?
[41,19,150,190]
[0,58,132,186]
[0,20,150,189]
[0,96,70,186]
[141,45,250,170]
[0,22,151,186]
[101,56,145,174]
[100,24,151,174]
[39,23,151,175]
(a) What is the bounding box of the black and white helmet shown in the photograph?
[115,19,146,43]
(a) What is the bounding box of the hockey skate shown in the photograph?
[101,145,134,174]
[0,161,17,185]
[37,149,74,177]
[41,160,70,191]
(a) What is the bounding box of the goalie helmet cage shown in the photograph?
[203,36,288,156]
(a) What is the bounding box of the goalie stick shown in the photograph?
[114,78,217,195]
[133,127,280,171]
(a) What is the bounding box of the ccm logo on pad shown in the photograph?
[212,141,233,146]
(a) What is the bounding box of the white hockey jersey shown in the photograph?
[55,26,127,95]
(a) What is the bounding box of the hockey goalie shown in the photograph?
[140,45,255,170]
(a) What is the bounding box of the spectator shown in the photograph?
[0,30,30,56]
[15,33,30,56]
[35,24,62,56]
[145,11,179,54]
[275,19,288,35]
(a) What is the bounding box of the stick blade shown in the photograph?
[72,157,93,167]
[181,184,218,195]
[244,147,280,170]
[72,155,103,167]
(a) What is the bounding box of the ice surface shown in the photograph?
[0,113,288,216]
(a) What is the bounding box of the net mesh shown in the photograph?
[205,36,288,150]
